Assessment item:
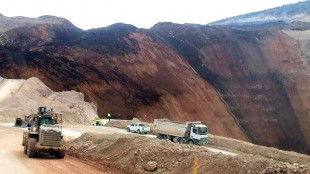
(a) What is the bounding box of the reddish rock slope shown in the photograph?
[0,23,247,140]
[151,23,310,154]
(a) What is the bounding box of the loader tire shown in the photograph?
[127,128,130,132]
[56,150,65,159]
[27,138,37,158]
[137,129,141,134]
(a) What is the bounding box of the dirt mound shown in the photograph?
[0,77,98,123]
[260,163,310,174]
[208,134,310,166]
[105,120,310,166]
[67,132,310,174]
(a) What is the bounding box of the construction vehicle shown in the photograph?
[22,107,65,158]
[153,119,208,145]
[92,118,105,126]
[15,108,62,127]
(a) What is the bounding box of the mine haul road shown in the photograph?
[0,125,110,174]
[0,123,236,174]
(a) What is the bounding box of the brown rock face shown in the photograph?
[2,18,310,154]
[0,23,246,141]
[151,23,310,154]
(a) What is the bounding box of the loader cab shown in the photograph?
[37,107,47,115]
[39,116,56,126]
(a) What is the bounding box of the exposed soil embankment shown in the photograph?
[208,134,310,166]
[151,23,310,154]
[106,119,310,166]
[67,132,310,174]
[0,23,246,141]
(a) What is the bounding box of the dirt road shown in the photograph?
[60,123,237,156]
[0,126,109,174]
[0,122,238,174]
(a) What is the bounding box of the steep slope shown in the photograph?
[0,77,98,123]
[151,23,310,154]
[0,23,247,140]
[210,0,310,25]
[2,13,310,154]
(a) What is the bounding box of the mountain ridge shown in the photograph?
[209,0,310,25]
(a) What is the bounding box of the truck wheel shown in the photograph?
[24,146,27,154]
[188,140,194,145]
[137,129,141,134]
[127,128,130,132]
[172,137,179,143]
[27,138,37,158]
[56,150,65,159]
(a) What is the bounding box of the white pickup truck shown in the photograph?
[127,123,150,134]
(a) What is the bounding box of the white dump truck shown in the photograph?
[153,119,208,145]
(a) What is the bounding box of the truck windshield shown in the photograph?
[139,124,144,126]
[198,127,207,135]
[40,117,56,125]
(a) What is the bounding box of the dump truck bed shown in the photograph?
[154,119,200,137]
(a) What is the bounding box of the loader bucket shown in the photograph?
[14,118,24,127]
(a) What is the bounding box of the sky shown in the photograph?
[0,0,306,30]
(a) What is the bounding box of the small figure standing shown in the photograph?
[107,113,111,121]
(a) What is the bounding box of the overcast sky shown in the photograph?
[0,0,305,29]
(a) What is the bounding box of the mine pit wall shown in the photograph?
[151,24,310,154]
[260,31,310,153]
[2,22,310,154]
[0,26,247,141]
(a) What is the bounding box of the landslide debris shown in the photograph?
[0,77,98,123]
[0,22,247,142]
[260,163,310,174]
[67,132,310,174]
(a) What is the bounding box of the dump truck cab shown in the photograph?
[189,124,208,145]
[22,107,65,158]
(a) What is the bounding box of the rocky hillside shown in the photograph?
[210,0,310,25]
[0,22,246,141]
[1,8,310,154]
[0,14,76,32]
[151,22,310,154]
